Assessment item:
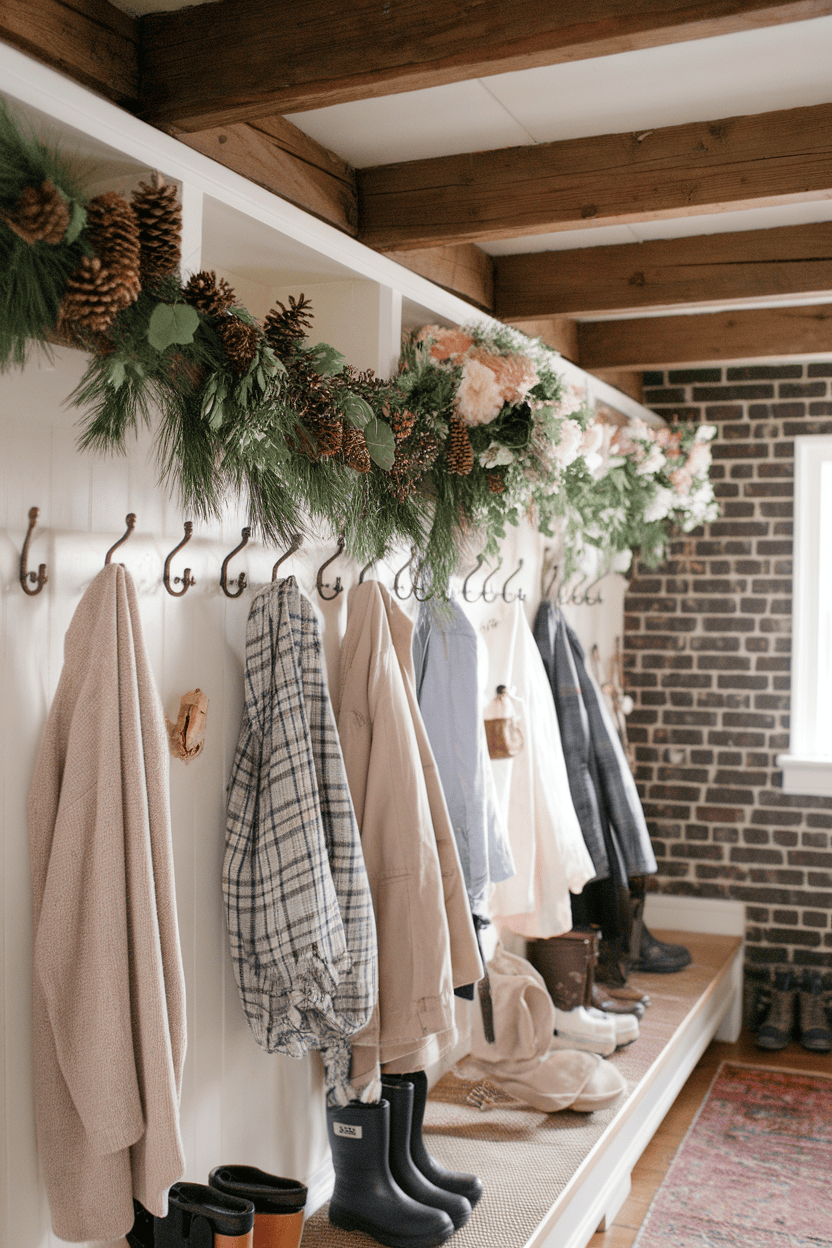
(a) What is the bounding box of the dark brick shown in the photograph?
[719,423,751,441]
[703,404,745,420]
[728,365,803,381]
[789,849,832,867]
[765,927,821,946]
[739,598,767,614]
[696,804,743,822]
[809,403,832,415]
[731,847,783,864]
[759,502,794,519]
[663,710,718,726]
[668,368,723,383]
[708,730,766,747]
[771,403,805,419]
[808,363,832,377]
[716,768,768,786]
[691,636,742,652]
[756,541,792,555]
[754,655,789,671]
[772,908,799,924]
[757,463,793,479]
[729,464,755,479]
[778,382,826,398]
[713,828,740,844]
[694,385,775,401]
[644,388,687,404]
[744,481,793,498]
[751,580,792,595]
[711,444,771,461]
[706,786,755,804]
[783,420,832,437]
[671,843,725,860]
[702,616,756,632]
[744,829,771,845]
[723,711,776,728]
[681,596,736,613]
[642,371,664,387]
[751,809,803,826]
[644,616,697,632]
[803,911,829,928]
[773,830,799,847]
[708,520,769,536]
[660,673,713,689]
[718,674,767,691]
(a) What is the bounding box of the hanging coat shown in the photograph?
[536,602,657,879]
[225,578,377,1098]
[336,582,482,1091]
[413,598,515,915]
[27,564,186,1243]
[481,598,596,938]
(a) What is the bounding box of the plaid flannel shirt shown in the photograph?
[224,578,377,1093]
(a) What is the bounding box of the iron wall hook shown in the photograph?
[461,554,486,602]
[105,513,137,566]
[393,546,418,600]
[583,573,605,606]
[272,533,302,581]
[359,558,377,583]
[502,558,525,602]
[316,534,346,601]
[163,522,195,597]
[19,507,48,596]
[220,527,251,598]
[481,558,502,603]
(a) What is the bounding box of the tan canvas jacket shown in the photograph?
[336,581,482,1089]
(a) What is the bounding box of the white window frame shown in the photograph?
[776,434,832,795]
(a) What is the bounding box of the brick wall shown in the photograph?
[625,362,832,1011]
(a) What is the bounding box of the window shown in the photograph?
[776,435,832,794]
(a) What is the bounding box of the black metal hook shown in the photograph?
[393,546,418,600]
[316,534,346,601]
[583,573,605,606]
[461,554,486,603]
[412,558,434,602]
[105,513,137,566]
[543,561,559,601]
[163,522,195,597]
[481,558,502,604]
[220,527,251,598]
[359,558,377,583]
[502,558,525,602]
[272,533,302,582]
[19,507,48,596]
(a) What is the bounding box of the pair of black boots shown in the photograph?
[327,1069,482,1248]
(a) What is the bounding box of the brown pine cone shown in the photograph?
[390,407,417,442]
[447,417,474,475]
[85,192,141,309]
[57,256,129,334]
[132,174,182,282]
[0,179,70,245]
[303,410,343,458]
[487,472,505,494]
[263,294,314,359]
[342,423,372,473]
[183,270,236,319]
[219,316,260,376]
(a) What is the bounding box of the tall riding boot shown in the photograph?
[209,1166,307,1248]
[527,932,616,1054]
[153,1184,255,1248]
[381,1078,472,1230]
[386,1070,483,1208]
[326,1100,455,1248]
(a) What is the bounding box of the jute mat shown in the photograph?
[633,1061,832,1248]
[302,933,739,1247]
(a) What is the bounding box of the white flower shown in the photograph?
[695,423,717,441]
[480,442,515,467]
[455,357,504,426]
[554,418,583,466]
[619,695,634,716]
[686,440,712,477]
[612,548,632,574]
[635,443,666,476]
[643,485,675,523]
[557,386,587,417]
[580,422,604,456]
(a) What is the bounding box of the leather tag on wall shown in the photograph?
[167,688,209,763]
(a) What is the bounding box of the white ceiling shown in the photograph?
[111,6,832,289]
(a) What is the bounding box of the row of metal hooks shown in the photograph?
[542,560,605,608]
[19,511,527,605]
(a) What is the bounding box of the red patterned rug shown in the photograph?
[634,1062,832,1248]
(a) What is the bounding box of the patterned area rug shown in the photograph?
[634,1062,832,1248]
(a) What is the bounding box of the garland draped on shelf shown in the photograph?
[0,100,719,593]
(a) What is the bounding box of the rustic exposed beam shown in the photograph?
[507,317,580,363]
[381,244,494,312]
[358,101,832,251]
[0,0,139,105]
[495,222,832,319]
[139,0,832,131]
[578,304,832,369]
[168,116,358,237]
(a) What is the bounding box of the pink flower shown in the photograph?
[554,418,583,467]
[416,325,475,361]
[472,349,539,404]
[455,357,505,425]
[670,466,693,494]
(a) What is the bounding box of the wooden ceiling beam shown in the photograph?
[0,0,139,104]
[138,0,832,131]
[358,101,832,251]
[381,244,494,312]
[578,304,832,369]
[495,222,832,319]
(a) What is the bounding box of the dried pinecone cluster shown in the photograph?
[56,175,183,337]
[447,416,474,475]
[0,178,69,245]
[383,402,440,501]
[184,269,259,376]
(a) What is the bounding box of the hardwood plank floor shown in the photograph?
[588,1029,832,1248]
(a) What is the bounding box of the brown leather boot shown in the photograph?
[526,931,591,1011]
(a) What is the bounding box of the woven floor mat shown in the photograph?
[302,933,738,1248]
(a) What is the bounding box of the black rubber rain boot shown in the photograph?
[387,1071,483,1208]
[209,1165,307,1248]
[326,1100,455,1248]
[634,925,691,973]
[153,1183,255,1248]
[381,1078,472,1230]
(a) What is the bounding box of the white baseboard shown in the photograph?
[304,1153,335,1219]
[645,892,745,937]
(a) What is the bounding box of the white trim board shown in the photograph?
[644,893,745,937]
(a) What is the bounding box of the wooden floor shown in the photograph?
[588,1029,832,1248]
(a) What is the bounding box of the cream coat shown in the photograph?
[336,582,482,1090]
[27,565,186,1242]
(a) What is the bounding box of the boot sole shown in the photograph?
[329,1209,456,1247]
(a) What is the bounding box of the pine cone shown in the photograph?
[487,471,505,494]
[303,411,343,458]
[0,179,70,245]
[57,256,129,334]
[264,293,314,359]
[85,192,141,309]
[219,316,260,376]
[183,270,236,319]
[342,423,371,473]
[390,407,416,442]
[132,174,181,282]
[447,417,474,475]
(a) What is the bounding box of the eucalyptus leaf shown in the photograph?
[307,342,346,376]
[363,416,396,470]
[147,302,200,353]
[340,393,374,429]
[107,358,126,391]
[64,200,87,246]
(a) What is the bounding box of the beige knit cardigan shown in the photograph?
[27,564,187,1242]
